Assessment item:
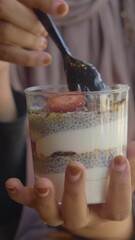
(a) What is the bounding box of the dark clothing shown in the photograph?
[0,91,26,238]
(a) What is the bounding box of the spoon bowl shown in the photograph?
[34,9,106,92]
[64,54,106,91]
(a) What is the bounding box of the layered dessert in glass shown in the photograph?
[25,84,129,204]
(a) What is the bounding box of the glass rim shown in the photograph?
[24,84,130,96]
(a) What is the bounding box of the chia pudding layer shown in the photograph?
[29,97,127,176]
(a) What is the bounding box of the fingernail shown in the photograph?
[40,53,52,65]
[40,26,48,36]
[53,1,69,16]
[112,156,127,172]
[37,187,49,196]
[7,187,16,194]
[68,164,82,182]
[39,37,47,50]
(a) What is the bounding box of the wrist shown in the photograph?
[70,215,134,240]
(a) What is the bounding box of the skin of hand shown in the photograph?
[0,0,69,66]
[6,142,135,239]
[0,61,17,121]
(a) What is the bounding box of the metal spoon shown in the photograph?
[34,9,107,92]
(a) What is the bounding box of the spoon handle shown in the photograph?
[34,9,71,57]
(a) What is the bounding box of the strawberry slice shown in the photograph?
[48,92,86,112]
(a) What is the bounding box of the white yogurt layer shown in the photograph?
[42,167,109,204]
[36,116,127,156]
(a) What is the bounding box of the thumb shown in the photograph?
[127,141,135,192]
[19,0,69,16]
[100,156,132,221]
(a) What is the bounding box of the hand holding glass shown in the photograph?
[25,84,129,204]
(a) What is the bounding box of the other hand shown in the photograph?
[6,142,135,239]
[0,0,68,66]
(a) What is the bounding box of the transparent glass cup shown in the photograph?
[25,84,129,204]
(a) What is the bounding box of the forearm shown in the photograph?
[0,63,17,122]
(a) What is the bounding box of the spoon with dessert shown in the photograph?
[34,9,107,92]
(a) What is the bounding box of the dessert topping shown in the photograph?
[48,92,86,112]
